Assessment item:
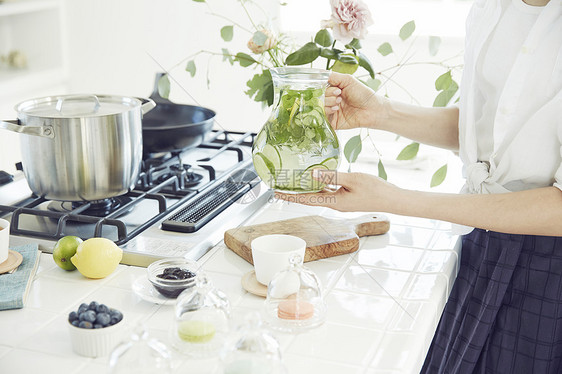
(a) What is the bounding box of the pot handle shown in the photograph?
[136,97,156,115]
[0,120,55,139]
[56,94,101,114]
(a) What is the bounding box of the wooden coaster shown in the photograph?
[241,270,268,298]
[0,250,23,274]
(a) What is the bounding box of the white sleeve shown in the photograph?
[552,91,562,191]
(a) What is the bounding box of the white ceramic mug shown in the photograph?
[251,234,306,286]
[0,218,10,264]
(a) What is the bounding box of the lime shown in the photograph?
[253,152,276,186]
[261,144,282,173]
[299,163,329,191]
[53,236,83,271]
[70,237,123,279]
[321,157,339,170]
[177,320,216,343]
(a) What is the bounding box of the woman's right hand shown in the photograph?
[324,71,387,130]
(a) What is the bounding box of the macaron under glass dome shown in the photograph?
[171,273,231,358]
[263,254,327,333]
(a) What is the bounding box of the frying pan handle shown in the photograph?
[150,72,173,104]
[136,97,156,115]
[0,119,55,139]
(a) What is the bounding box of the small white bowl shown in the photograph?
[68,317,128,358]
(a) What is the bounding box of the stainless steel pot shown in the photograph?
[0,94,155,201]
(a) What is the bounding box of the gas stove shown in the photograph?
[0,130,272,266]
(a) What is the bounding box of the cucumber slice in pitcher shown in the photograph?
[299,163,329,191]
[321,157,338,170]
[261,144,282,173]
[253,152,276,186]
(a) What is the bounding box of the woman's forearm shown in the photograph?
[376,100,460,151]
[390,186,562,236]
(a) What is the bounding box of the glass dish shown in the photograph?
[147,258,199,299]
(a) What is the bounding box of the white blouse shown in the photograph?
[457,0,562,195]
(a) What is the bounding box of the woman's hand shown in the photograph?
[324,71,388,131]
[274,169,401,212]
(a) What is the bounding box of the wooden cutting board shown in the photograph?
[224,214,390,264]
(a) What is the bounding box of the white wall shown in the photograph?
[63,0,279,133]
[61,0,468,128]
[0,0,471,189]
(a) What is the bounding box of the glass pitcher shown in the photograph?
[252,67,340,193]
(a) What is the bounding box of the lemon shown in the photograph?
[53,236,83,271]
[71,238,123,279]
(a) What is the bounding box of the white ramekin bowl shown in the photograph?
[68,316,128,358]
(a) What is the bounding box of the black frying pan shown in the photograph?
[142,73,215,155]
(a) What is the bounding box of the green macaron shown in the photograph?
[177,320,216,343]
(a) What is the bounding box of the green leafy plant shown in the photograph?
[161,0,462,187]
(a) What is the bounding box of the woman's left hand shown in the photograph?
[274,169,400,212]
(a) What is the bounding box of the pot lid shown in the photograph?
[15,94,142,118]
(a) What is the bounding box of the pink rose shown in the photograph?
[321,0,374,44]
[247,29,277,54]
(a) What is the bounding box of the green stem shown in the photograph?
[240,0,259,30]
[325,40,336,70]
[365,130,382,158]
[378,72,421,105]
[376,57,464,75]
[244,0,272,24]
[168,50,267,73]
[207,12,253,33]
[267,48,282,67]
[167,50,206,72]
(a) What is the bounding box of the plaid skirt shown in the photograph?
[421,229,562,374]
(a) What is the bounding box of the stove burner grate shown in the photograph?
[155,164,204,189]
[1,130,259,246]
[48,196,133,217]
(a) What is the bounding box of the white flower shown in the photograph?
[247,29,277,54]
[321,0,374,44]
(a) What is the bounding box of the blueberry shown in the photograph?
[94,324,103,329]
[78,303,89,314]
[96,304,109,314]
[68,311,78,323]
[163,267,180,274]
[78,321,93,329]
[88,301,99,311]
[157,267,196,281]
[95,312,111,327]
[109,309,123,322]
[71,320,80,327]
[80,310,97,323]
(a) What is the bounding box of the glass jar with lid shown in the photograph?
[264,254,327,333]
[219,312,286,374]
[108,324,172,374]
[171,273,231,358]
[252,67,340,193]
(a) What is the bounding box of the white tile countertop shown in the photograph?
[0,200,461,374]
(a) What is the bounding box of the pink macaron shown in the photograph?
[277,299,314,320]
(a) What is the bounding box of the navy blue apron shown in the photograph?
[421,228,562,373]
